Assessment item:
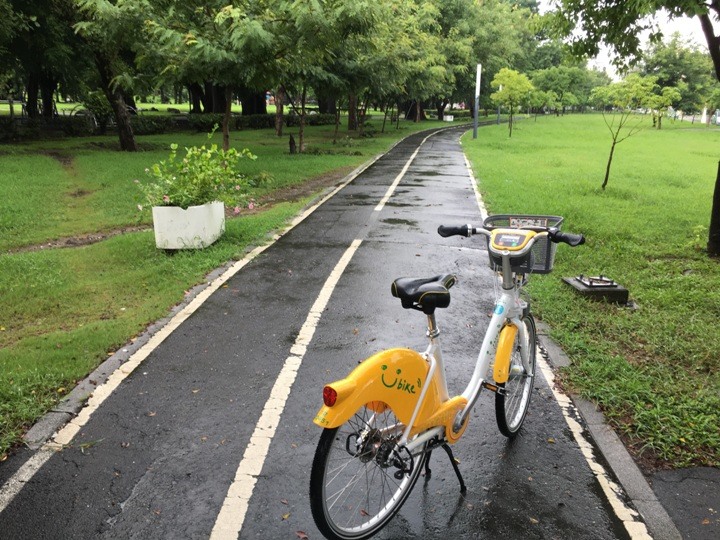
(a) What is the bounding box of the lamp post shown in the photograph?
[473,63,481,139]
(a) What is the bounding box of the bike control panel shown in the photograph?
[490,229,535,251]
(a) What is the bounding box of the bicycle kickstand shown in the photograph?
[441,443,467,493]
[424,444,466,493]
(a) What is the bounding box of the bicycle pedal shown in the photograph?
[482,381,506,395]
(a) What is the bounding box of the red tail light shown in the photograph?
[323,386,338,407]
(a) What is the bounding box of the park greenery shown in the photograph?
[463,114,720,468]
[1,0,720,470]
[0,119,450,460]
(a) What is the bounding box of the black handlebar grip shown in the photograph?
[551,230,585,246]
[438,224,471,238]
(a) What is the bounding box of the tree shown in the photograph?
[490,68,534,137]
[545,0,720,255]
[590,74,656,190]
[641,33,719,114]
[645,85,682,129]
[74,0,144,151]
[138,0,276,151]
[274,0,380,151]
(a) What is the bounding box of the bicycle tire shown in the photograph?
[495,313,537,437]
[309,404,427,540]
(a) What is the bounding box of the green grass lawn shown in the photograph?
[462,114,720,469]
[0,118,452,459]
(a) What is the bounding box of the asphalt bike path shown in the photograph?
[0,125,670,539]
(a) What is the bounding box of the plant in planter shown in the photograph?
[138,132,258,249]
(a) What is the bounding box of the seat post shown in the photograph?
[426,313,440,340]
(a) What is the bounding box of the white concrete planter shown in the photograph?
[152,201,225,249]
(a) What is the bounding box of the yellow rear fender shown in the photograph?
[313,348,444,430]
[493,323,518,384]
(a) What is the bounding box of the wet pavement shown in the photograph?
[0,125,714,539]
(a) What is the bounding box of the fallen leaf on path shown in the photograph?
[529,517,539,524]
[282,512,291,520]
[281,499,289,505]
[295,532,308,540]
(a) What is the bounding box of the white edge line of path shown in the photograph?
[0,152,381,515]
[535,358,652,540]
[209,238,363,540]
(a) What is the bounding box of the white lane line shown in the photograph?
[374,130,440,212]
[536,358,652,539]
[461,138,650,539]
[0,158,375,515]
[209,239,363,540]
[463,154,488,220]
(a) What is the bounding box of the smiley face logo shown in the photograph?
[381,365,402,388]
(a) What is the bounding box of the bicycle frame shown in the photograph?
[314,240,537,456]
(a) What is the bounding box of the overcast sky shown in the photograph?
[536,2,710,77]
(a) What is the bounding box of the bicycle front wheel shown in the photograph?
[495,314,537,437]
[309,403,427,540]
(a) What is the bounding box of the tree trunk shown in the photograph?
[317,93,337,115]
[708,161,720,256]
[699,12,720,81]
[188,83,204,113]
[382,101,392,133]
[95,53,137,151]
[435,99,448,120]
[124,93,138,114]
[275,85,285,137]
[358,96,367,137]
[602,140,617,190]
[298,84,307,153]
[203,82,214,113]
[333,105,340,143]
[212,85,227,114]
[222,86,232,152]
[26,73,39,118]
[348,93,358,131]
[239,88,267,115]
[40,74,57,118]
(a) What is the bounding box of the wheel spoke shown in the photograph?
[310,405,427,539]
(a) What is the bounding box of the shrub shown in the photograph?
[59,116,95,137]
[0,117,18,142]
[131,115,172,135]
[137,129,259,211]
[187,113,227,133]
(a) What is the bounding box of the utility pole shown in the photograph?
[473,64,481,139]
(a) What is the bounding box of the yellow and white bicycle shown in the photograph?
[309,215,584,540]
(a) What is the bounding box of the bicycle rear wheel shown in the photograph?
[309,404,427,540]
[495,314,536,437]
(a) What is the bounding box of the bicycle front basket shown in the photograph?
[483,214,563,274]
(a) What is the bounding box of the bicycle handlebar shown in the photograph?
[437,224,585,246]
[548,229,585,246]
[437,224,472,238]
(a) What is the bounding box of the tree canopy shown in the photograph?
[546,0,720,81]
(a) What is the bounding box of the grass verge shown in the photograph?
[0,118,451,459]
[462,114,720,469]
